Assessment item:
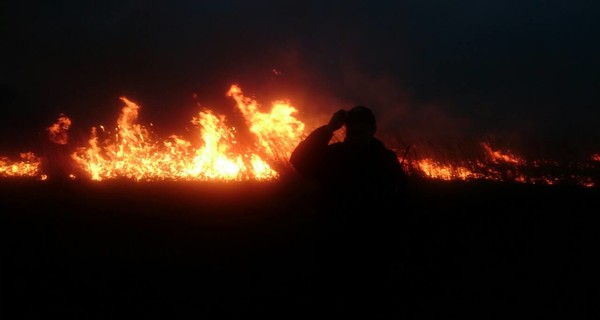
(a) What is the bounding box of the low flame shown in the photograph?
[0,152,41,177]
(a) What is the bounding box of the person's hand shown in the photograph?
[327,109,347,131]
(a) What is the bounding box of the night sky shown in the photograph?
[1,1,599,156]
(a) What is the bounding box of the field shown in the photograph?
[1,175,598,319]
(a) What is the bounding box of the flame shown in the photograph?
[0,152,41,177]
[0,84,597,187]
[481,142,524,165]
[411,158,487,181]
[71,85,304,181]
[405,143,597,187]
[47,114,72,145]
[227,85,305,162]
[0,113,73,178]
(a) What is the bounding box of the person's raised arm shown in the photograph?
[289,109,347,179]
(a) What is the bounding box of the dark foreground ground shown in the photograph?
[1,175,599,319]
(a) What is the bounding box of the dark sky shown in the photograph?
[1,0,599,155]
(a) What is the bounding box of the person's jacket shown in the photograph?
[290,125,406,199]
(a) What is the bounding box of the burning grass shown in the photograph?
[0,84,598,187]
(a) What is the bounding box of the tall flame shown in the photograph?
[227,85,305,162]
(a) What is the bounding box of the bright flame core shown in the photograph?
[70,85,304,181]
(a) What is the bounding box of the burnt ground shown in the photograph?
[1,176,599,319]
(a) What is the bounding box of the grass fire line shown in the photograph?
[0,84,598,187]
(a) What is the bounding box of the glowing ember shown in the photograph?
[71,85,304,181]
[592,154,600,162]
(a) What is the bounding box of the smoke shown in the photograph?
[1,0,599,162]
[246,46,485,161]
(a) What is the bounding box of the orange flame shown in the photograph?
[47,114,72,145]
[481,142,524,165]
[411,158,487,181]
[0,84,597,187]
[0,152,41,177]
[405,142,595,187]
[71,85,304,181]
[0,113,73,178]
[227,85,305,162]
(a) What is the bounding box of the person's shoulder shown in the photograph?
[371,138,396,153]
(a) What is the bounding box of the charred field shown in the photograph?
[1,176,599,319]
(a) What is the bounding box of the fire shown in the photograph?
[71,85,304,181]
[405,143,596,187]
[0,84,597,187]
[410,158,486,181]
[227,85,305,163]
[0,113,72,178]
[481,142,524,165]
[47,114,72,145]
[0,152,41,178]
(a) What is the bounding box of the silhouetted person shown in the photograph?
[290,106,405,199]
[290,106,407,317]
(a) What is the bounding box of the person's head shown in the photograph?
[344,106,376,144]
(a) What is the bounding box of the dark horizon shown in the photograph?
[1,1,599,157]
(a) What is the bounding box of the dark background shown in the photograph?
[2,178,599,318]
[1,0,599,156]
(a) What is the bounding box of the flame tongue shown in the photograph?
[71,85,304,181]
[227,85,305,163]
